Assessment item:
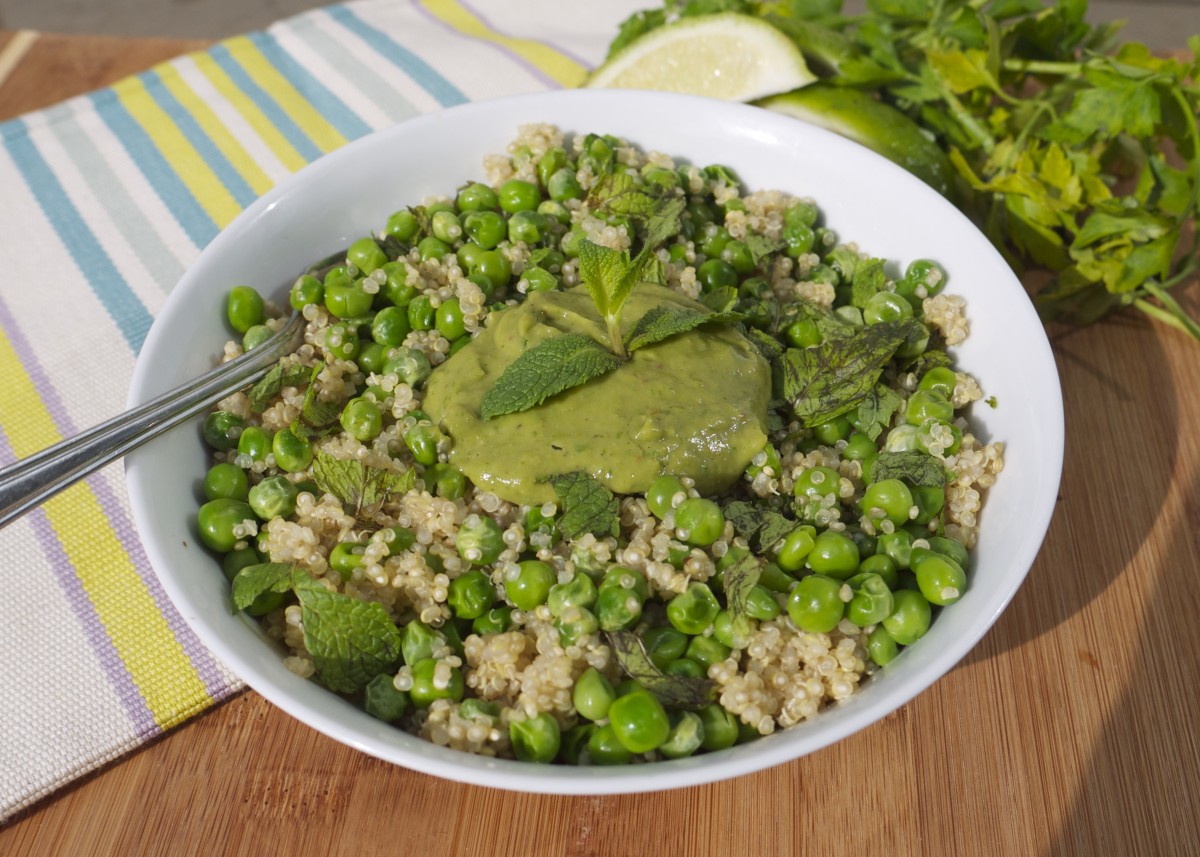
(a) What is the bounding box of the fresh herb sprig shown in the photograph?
[605,0,1200,342]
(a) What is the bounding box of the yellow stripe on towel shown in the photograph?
[0,329,210,727]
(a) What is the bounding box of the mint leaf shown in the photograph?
[548,472,619,539]
[745,233,784,266]
[722,501,794,551]
[589,171,657,219]
[249,361,314,413]
[606,630,717,711]
[701,286,739,313]
[773,320,920,427]
[850,257,889,309]
[856,385,904,441]
[789,299,857,341]
[296,362,342,430]
[576,240,627,320]
[639,195,686,250]
[295,575,402,694]
[746,328,785,361]
[871,451,947,488]
[723,550,762,641]
[311,450,416,518]
[480,333,623,420]
[624,305,734,352]
[231,562,299,612]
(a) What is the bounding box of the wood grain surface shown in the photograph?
[2,30,1199,857]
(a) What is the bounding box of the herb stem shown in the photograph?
[1001,59,1083,75]
[1137,282,1200,343]
[607,315,628,360]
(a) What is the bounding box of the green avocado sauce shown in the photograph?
[422,284,771,506]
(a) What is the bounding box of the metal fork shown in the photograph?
[0,311,306,530]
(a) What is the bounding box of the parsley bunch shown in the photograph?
[608,0,1200,341]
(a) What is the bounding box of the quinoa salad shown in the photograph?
[194,124,1004,765]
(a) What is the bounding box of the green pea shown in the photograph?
[864,291,914,325]
[882,589,932,645]
[555,605,599,647]
[660,711,705,759]
[547,572,597,618]
[696,258,738,293]
[407,295,435,331]
[608,690,670,754]
[221,545,260,581]
[876,529,914,569]
[917,420,962,456]
[786,573,845,633]
[674,498,724,547]
[248,475,298,521]
[510,712,561,764]
[712,609,751,649]
[329,540,366,579]
[498,178,541,213]
[203,462,248,502]
[862,478,916,527]
[324,275,372,320]
[897,322,931,359]
[430,210,462,245]
[698,224,730,257]
[867,625,900,666]
[587,723,633,765]
[471,250,512,291]
[371,306,411,347]
[271,427,313,473]
[911,485,945,526]
[913,551,966,606]
[899,258,946,302]
[435,297,467,340]
[380,261,417,306]
[699,704,739,751]
[385,208,420,243]
[811,416,852,445]
[385,347,432,387]
[456,181,499,212]
[381,526,416,557]
[459,698,499,722]
[348,236,388,275]
[667,582,720,635]
[845,572,895,626]
[226,285,264,334]
[758,561,797,593]
[784,221,816,257]
[504,560,556,611]
[906,389,954,425]
[401,621,445,666]
[560,724,597,765]
[340,397,382,442]
[234,422,272,460]
[646,474,686,519]
[448,569,495,619]
[456,515,504,566]
[355,341,388,375]
[919,366,958,400]
[202,411,243,452]
[785,316,822,347]
[408,658,464,708]
[508,210,547,245]
[522,266,558,293]
[793,466,841,502]
[417,236,451,262]
[290,274,323,310]
[240,324,273,352]
[573,667,617,721]
[643,626,687,671]
[776,525,817,573]
[456,241,485,274]
[807,531,861,579]
[685,634,730,670]
[857,553,899,589]
[843,432,877,462]
[404,423,440,466]
[595,584,645,631]
[665,657,706,679]
[323,322,360,361]
[196,498,255,553]
[463,210,506,249]
[745,585,781,620]
[928,536,969,569]
[424,463,467,500]
[364,673,409,723]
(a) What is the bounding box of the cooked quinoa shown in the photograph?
[197,124,1003,765]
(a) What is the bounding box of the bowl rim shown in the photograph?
[126,87,1064,793]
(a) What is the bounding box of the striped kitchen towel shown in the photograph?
[0,0,634,822]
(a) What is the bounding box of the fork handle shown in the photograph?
[0,313,304,530]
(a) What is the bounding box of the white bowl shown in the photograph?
[127,89,1063,793]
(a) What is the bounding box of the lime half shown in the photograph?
[758,86,955,198]
[585,13,816,102]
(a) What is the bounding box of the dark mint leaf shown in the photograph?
[722,501,794,551]
[856,385,904,441]
[548,472,619,539]
[588,171,657,219]
[248,361,313,414]
[746,328,785,361]
[789,299,857,341]
[311,451,416,518]
[640,195,687,252]
[871,451,947,488]
[850,257,889,309]
[773,320,920,427]
[297,362,341,429]
[701,286,739,313]
[606,630,717,711]
[480,333,623,420]
[907,349,954,377]
[723,551,762,641]
[745,233,784,266]
[231,563,299,612]
[624,305,733,353]
[295,575,402,694]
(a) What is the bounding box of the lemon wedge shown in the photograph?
[584,13,816,101]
